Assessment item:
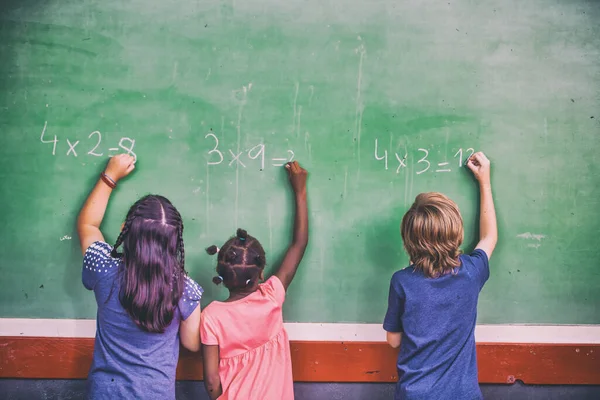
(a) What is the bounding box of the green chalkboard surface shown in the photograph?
[1,0,599,324]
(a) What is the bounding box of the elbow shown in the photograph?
[386,332,402,349]
[76,219,93,238]
[76,210,89,230]
[186,344,201,353]
[204,375,221,396]
[492,236,498,248]
[206,375,220,387]
[182,340,200,353]
[181,335,201,352]
[75,218,85,234]
[489,235,499,252]
[484,234,498,247]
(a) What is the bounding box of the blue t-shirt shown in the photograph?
[383,249,490,400]
[82,241,202,400]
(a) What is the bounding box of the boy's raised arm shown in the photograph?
[467,152,498,259]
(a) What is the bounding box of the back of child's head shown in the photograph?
[206,229,266,289]
[401,192,464,278]
[110,194,186,333]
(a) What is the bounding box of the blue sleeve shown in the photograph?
[82,241,117,290]
[383,276,405,333]
[469,249,490,290]
[179,276,203,320]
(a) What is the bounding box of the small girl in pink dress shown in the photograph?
[200,161,309,400]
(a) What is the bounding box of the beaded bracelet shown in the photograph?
[100,173,117,189]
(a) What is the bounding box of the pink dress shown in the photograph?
[200,276,294,400]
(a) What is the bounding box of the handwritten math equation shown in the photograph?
[204,133,294,170]
[374,139,474,175]
[39,121,137,160]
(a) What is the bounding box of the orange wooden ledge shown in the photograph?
[1,337,598,384]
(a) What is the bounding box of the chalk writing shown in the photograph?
[395,152,407,173]
[436,162,451,173]
[40,121,58,156]
[87,131,103,157]
[248,144,265,170]
[374,139,388,170]
[205,133,224,165]
[454,147,475,167]
[204,134,294,170]
[416,148,430,175]
[38,122,136,160]
[66,139,79,157]
[517,232,546,241]
[117,137,137,162]
[228,149,246,167]
[373,140,475,175]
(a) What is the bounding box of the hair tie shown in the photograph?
[239,237,246,242]
[217,276,224,282]
[215,247,220,253]
[246,279,251,286]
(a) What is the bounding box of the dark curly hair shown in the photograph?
[206,228,266,289]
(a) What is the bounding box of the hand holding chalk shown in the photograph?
[466,152,491,186]
[104,154,136,183]
[286,161,307,198]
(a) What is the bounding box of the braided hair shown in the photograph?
[112,195,186,333]
[206,228,266,289]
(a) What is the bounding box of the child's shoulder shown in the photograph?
[83,241,121,270]
[460,249,489,263]
[391,265,417,280]
[183,275,203,297]
[199,302,221,327]
[179,275,202,319]
[82,241,120,291]
[259,275,286,305]
[84,241,115,260]
[388,267,418,293]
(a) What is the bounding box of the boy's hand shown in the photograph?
[104,154,136,182]
[466,152,491,185]
[285,161,307,197]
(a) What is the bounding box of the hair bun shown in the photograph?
[236,228,248,241]
[212,275,224,285]
[206,245,219,255]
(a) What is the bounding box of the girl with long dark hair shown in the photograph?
[77,154,202,399]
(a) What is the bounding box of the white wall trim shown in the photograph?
[1,319,600,343]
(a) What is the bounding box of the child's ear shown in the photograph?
[260,270,264,281]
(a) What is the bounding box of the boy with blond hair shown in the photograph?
[384,152,497,400]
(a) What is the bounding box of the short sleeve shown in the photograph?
[179,276,203,321]
[82,241,118,290]
[200,311,219,345]
[383,275,405,333]
[469,249,490,290]
[261,276,286,306]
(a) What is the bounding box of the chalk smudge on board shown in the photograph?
[517,232,546,241]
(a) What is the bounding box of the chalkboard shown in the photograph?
[1,0,599,324]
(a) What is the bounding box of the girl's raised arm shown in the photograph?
[274,161,308,290]
[77,154,135,254]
